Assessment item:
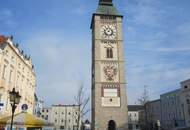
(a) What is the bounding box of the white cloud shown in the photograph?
[0,9,12,20]
[70,5,86,15]
[5,0,189,107]
[125,0,190,104]
[24,31,91,106]
[153,47,190,52]
[127,0,166,27]
[0,9,18,28]
[127,61,190,104]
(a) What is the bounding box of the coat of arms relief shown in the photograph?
[103,65,117,81]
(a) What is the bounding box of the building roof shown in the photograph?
[160,89,180,97]
[0,35,35,73]
[148,99,160,103]
[145,99,161,107]
[96,0,119,16]
[90,0,122,29]
[0,35,7,44]
[96,5,119,16]
[180,79,190,84]
[128,105,144,111]
[52,104,79,107]
[42,107,51,110]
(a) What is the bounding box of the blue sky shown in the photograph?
[0,0,190,107]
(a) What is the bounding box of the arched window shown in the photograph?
[106,48,113,58]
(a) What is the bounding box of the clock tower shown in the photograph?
[91,0,128,130]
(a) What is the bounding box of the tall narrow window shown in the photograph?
[9,70,13,82]
[106,48,113,58]
[107,48,109,58]
[0,94,2,102]
[2,65,7,79]
[110,48,113,58]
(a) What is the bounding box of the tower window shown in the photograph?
[184,86,188,89]
[106,48,113,58]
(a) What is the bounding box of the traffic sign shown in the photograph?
[21,104,28,111]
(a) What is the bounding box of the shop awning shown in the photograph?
[0,112,53,127]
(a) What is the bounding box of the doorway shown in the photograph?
[108,120,116,130]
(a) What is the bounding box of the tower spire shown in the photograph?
[99,0,113,5]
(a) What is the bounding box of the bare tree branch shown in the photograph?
[81,97,90,114]
[138,85,149,105]
[81,109,91,117]
[74,83,90,130]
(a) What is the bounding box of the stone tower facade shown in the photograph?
[91,0,128,130]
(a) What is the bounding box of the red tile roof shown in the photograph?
[0,35,6,44]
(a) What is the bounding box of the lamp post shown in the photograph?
[9,88,21,130]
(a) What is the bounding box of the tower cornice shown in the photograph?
[90,13,123,29]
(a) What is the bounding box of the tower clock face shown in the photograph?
[101,25,117,39]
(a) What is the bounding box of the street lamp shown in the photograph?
[9,88,21,130]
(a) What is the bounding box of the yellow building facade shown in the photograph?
[0,35,36,117]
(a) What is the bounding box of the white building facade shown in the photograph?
[160,89,185,129]
[41,105,81,130]
[0,35,36,117]
[128,105,144,130]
